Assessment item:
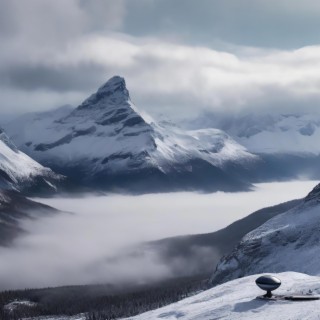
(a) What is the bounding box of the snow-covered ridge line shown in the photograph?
[188,112,320,155]
[3,76,257,192]
[0,127,62,193]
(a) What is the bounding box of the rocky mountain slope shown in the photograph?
[0,190,59,245]
[0,128,63,195]
[211,182,320,285]
[142,198,301,277]
[4,76,258,192]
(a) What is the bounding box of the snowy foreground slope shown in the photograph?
[129,272,320,320]
[211,183,320,285]
[122,183,320,319]
[0,128,62,194]
[124,272,320,320]
[4,76,257,192]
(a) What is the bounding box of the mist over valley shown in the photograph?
[0,180,315,291]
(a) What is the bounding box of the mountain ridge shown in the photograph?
[210,182,320,286]
[0,127,63,195]
[4,76,257,193]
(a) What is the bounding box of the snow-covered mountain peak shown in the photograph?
[97,75,128,97]
[3,76,258,192]
[61,75,146,131]
[77,75,130,112]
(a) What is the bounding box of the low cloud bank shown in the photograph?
[0,180,316,290]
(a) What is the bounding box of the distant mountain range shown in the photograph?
[2,76,320,193]
[3,76,257,193]
[186,112,320,154]
[185,112,320,181]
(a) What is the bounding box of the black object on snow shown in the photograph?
[256,275,281,298]
[285,295,320,301]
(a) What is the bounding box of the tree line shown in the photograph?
[0,274,209,320]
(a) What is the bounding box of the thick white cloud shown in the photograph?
[2,33,320,118]
[0,181,315,290]
[1,0,320,119]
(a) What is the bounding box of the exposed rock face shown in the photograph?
[0,190,59,245]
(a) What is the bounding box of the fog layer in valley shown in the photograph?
[0,180,316,290]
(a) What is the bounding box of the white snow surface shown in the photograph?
[4,77,257,175]
[124,272,320,320]
[0,129,57,189]
[202,113,320,154]
[237,114,320,154]
[4,300,37,312]
[25,316,85,320]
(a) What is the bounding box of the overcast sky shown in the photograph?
[1,0,320,119]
